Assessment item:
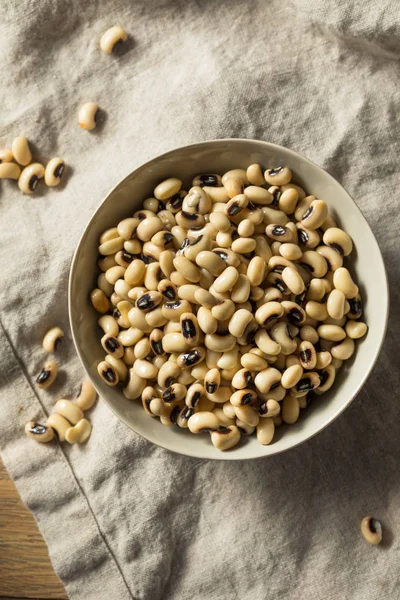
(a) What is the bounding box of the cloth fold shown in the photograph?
[1,0,399,598]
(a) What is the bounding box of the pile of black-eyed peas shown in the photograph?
[91,164,367,451]
[25,327,97,445]
[0,137,65,193]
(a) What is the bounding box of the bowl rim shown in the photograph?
[68,138,389,460]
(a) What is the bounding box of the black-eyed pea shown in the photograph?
[258,399,281,418]
[101,333,124,358]
[279,187,299,214]
[193,288,218,310]
[204,333,236,353]
[180,313,200,346]
[106,355,128,381]
[209,211,231,232]
[316,241,344,272]
[227,309,252,338]
[282,395,300,424]
[111,292,123,306]
[176,211,205,230]
[327,289,346,320]
[123,368,147,399]
[44,157,65,187]
[223,177,244,199]
[195,250,225,277]
[132,358,157,380]
[231,368,253,390]
[136,216,164,243]
[12,135,32,166]
[347,294,363,319]
[211,300,235,322]
[78,102,100,130]
[250,287,264,301]
[36,360,58,389]
[237,219,255,237]
[299,325,319,344]
[231,275,251,303]
[264,166,292,186]
[225,193,248,216]
[18,162,45,193]
[360,517,382,545]
[123,347,136,365]
[188,411,220,433]
[299,341,317,370]
[269,322,296,355]
[281,364,303,389]
[172,255,201,283]
[345,320,368,339]
[213,247,241,267]
[176,347,206,370]
[316,365,336,393]
[47,414,70,442]
[97,272,114,296]
[97,360,119,386]
[279,243,302,261]
[54,399,84,425]
[305,301,329,321]
[118,327,143,347]
[98,255,117,272]
[265,272,290,295]
[206,350,222,369]
[256,418,275,445]
[280,301,306,326]
[0,148,13,163]
[331,337,355,360]
[114,278,133,300]
[127,306,152,332]
[135,291,162,312]
[222,169,249,186]
[282,266,305,295]
[331,357,343,369]
[144,262,164,291]
[254,368,281,395]
[244,185,273,205]
[175,406,194,428]
[300,250,328,278]
[142,387,161,416]
[197,307,218,335]
[124,239,142,255]
[42,326,64,353]
[315,351,332,370]
[100,25,127,53]
[230,389,257,408]
[323,227,353,256]
[234,404,259,427]
[333,267,359,298]
[211,425,241,451]
[254,329,281,356]
[204,368,221,394]
[75,381,97,411]
[153,178,182,201]
[215,230,232,249]
[217,346,239,370]
[318,324,346,342]
[246,163,265,186]
[236,262,248,276]
[25,422,55,443]
[296,223,321,249]
[192,173,222,188]
[162,383,186,403]
[231,237,257,254]
[246,256,265,287]
[306,279,326,301]
[259,288,283,305]
[295,371,320,393]
[183,186,212,214]
[265,224,293,243]
[157,361,180,389]
[98,236,124,256]
[116,218,139,240]
[300,200,328,230]
[240,352,268,371]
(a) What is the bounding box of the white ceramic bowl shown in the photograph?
[69,139,388,460]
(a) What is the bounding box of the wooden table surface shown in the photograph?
[0,459,67,600]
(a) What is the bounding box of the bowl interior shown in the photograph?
[69,139,388,460]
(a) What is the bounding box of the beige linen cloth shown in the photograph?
[1,0,399,598]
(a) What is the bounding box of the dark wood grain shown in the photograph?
[0,459,68,599]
